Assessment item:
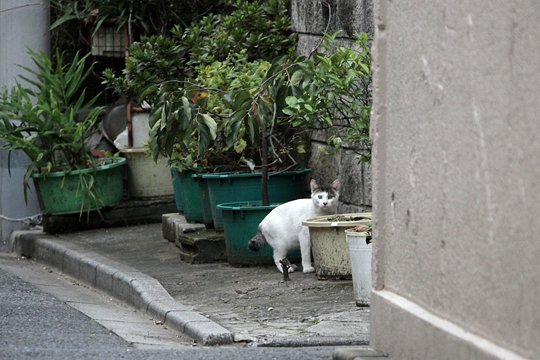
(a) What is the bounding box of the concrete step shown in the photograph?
[162,213,226,263]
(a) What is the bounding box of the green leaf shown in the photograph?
[282,108,295,116]
[201,114,217,140]
[182,97,191,120]
[285,96,298,107]
[233,139,247,153]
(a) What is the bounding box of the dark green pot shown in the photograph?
[33,157,126,215]
[170,167,184,212]
[202,169,310,231]
[218,201,301,265]
[175,170,213,227]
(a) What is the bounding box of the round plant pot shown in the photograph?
[218,202,277,265]
[175,170,213,227]
[345,229,372,306]
[170,167,184,212]
[33,157,126,215]
[218,201,302,265]
[202,169,310,231]
[302,213,372,279]
[120,148,173,198]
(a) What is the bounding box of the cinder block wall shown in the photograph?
[290,0,373,212]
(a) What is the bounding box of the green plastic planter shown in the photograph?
[218,202,277,265]
[170,167,184,212]
[202,169,310,231]
[218,201,301,265]
[32,157,126,215]
[175,170,213,227]
[193,174,214,228]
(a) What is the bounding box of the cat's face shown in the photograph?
[310,179,340,211]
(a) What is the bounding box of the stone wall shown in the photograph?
[290,0,373,212]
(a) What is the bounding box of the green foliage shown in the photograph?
[148,87,219,171]
[193,52,273,160]
[177,0,297,74]
[0,49,105,204]
[284,33,372,161]
[194,51,271,115]
[223,56,307,170]
[102,34,187,104]
[148,0,299,170]
[50,0,224,38]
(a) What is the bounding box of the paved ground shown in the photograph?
[29,222,370,346]
[0,253,193,350]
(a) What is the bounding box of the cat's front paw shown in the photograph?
[302,265,315,273]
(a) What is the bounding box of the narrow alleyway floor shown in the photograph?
[54,223,370,345]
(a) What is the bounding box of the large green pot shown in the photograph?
[170,167,184,212]
[218,201,301,265]
[202,169,310,231]
[33,157,126,215]
[174,169,213,227]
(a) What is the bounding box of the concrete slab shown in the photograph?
[175,229,226,263]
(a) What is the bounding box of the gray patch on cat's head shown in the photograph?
[310,179,340,196]
[310,179,340,211]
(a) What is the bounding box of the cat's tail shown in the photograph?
[248,227,266,252]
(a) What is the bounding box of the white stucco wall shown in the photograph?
[370,1,540,359]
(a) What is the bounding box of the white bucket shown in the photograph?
[346,229,372,306]
[114,112,151,149]
[120,148,173,198]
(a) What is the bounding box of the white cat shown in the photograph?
[248,179,340,273]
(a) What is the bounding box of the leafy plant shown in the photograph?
[0,49,105,205]
[148,0,299,172]
[149,86,218,171]
[284,32,372,162]
[220,32,372,204]
[50,0,224,38]
[177,0,297,75]
[102,34,188,105]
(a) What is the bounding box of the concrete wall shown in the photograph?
[291,0,373,212]
[370,1,540,359]
[0,0,49,250]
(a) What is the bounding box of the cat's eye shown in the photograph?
[328,194,334,199]
[318,195,323,199]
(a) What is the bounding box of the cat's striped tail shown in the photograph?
[248,227,266,252]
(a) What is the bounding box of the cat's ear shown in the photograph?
[331,179,341,192]
[310,179,319,193]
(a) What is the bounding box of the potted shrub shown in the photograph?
[284,32,372,162]
[148,0,307,233]
[345,223,372,307]
[0,49,126,216]
[217,33,373,265]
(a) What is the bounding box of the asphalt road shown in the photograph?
[0,253,338,359]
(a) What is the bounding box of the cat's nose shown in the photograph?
[323,202,328,206]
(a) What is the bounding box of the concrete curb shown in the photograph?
[332,347,388,360]
[9,230,234,346]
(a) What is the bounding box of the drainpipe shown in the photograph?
[0,0,49,249]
